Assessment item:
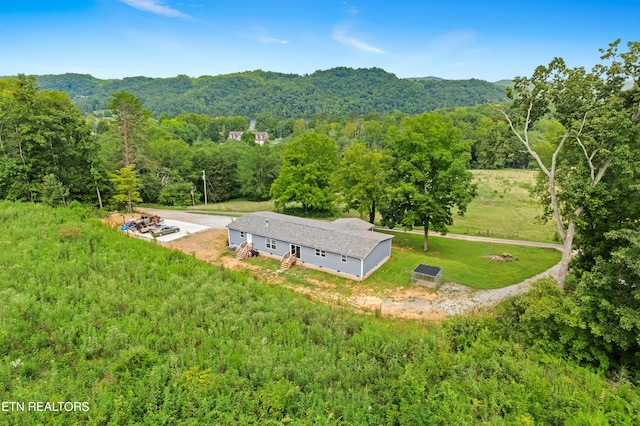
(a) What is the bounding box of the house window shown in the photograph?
[315,249,326,257]
[240,231,245,238]
[341,254,347,263]
[265,238,277,250]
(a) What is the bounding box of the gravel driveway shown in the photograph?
[139,208,234,228]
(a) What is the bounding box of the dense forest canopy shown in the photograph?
[25,67,509,118]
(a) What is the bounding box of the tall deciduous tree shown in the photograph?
[190,141,237,202]
[238,143,281,201]
[380,112,476,251]
[332,142,387,223]
[473,117,519,169]
[496,40,640,287]
[576,229,640,367]
[270,133,338,213]
[0,75,96,202]
[108,91,149,167]
[147,138,193,186]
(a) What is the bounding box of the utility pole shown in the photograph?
[202,170,208,208]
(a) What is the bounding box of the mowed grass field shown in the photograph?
[189,198,275,214]
[449,169,558,243]
[231,230,561,291]
[369,231,560,290]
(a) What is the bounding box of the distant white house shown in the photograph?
[226,211,393,281]
[227,131,270,145]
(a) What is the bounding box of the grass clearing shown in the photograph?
[232,230,561,292]
[450,169,558,242]
[368,231,561,290]
[194,198,276,213]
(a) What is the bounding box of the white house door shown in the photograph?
[247,233,253,245]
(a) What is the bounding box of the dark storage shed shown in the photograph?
[411,264,443,288]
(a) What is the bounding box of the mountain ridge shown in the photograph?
[9,67,510,117]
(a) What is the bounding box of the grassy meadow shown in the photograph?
[0,201,638,424]
[449,169,558,242]
[195,198,276,214]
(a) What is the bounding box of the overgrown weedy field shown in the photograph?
[0,202,637,424]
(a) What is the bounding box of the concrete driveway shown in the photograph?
[129,219,209,243]
[122,209,234,243]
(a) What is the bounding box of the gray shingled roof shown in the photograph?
[331,217,374,231]
[227,211,392,259]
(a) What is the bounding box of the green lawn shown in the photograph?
[370,231,561,290]
[449,169,558,242]
[236,230,561,292]
[192,198,276,213]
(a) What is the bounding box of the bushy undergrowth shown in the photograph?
[0,201,638,425]
[497,278,640,379]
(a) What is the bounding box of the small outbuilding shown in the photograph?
[411,264,443,288]
[226,211,393,281]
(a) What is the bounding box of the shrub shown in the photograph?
[57,225,82,241]
[158,182,193,206]
[496,279,612,368]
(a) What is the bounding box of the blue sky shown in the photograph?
[1,0,638,81]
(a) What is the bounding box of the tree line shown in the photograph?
[99,91,479,251]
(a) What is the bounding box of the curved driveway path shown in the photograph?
[368,227,563,316]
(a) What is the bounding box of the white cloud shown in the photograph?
[239,28,289,45]
[119,0,193,19]
[255,33,288,45]
[332,27,385,54]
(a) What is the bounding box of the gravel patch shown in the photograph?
[351,262,561,318]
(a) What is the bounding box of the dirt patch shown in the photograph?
[484,253,518,262]
[102,212,142,229]
[304,277,337,289]
[388,287,437,301]
[166,228,228,262]
[166,229,263,274]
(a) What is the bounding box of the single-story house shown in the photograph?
[226,211,393,281]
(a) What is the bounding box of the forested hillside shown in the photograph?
[31,68,508,117]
